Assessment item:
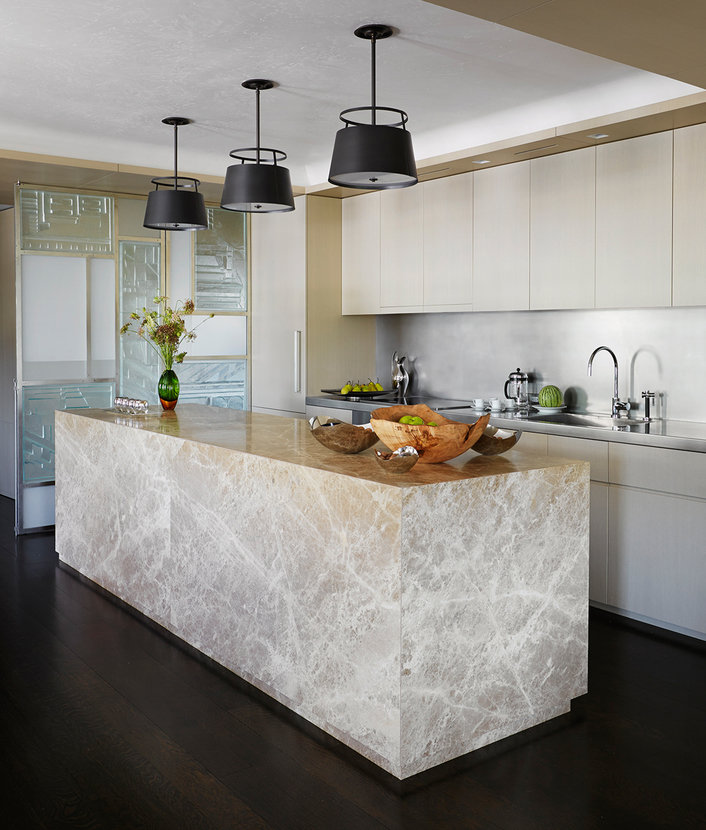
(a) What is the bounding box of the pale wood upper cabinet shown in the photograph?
[422,173,473,311]
[473,161,530,311]
[673,123,706,307]
[595,132,672,309]
[341,191,381,315]
[530,148,596,310]
[379,186,424,311]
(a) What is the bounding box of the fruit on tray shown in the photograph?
[538,385,563,407]
[339,378,384,394]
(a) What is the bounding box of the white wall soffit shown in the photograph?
[1,0,700,187]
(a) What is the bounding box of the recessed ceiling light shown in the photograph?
[587,133,610,139]
[472,159,491,164]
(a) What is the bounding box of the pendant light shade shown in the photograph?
[221,80,295,213]
[143,117,208,231]
[329,25,417,190]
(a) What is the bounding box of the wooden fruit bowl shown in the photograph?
[309,416,379,454]
[370,404,490,464]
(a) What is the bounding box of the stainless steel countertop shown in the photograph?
[305,395,706,453]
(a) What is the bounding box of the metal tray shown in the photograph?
[321,388,391,399]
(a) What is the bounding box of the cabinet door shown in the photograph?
[589,482,609,604]
[251,196,307,414]
[422,173,473,311]
[608,486,706,636]
[473,161,530,311]
[547,435,609,482]
[595,132,672,308]
[305,404,353,424]
[547,436,609,603]
[530,148,596,310]
[342,192,380,315]
[380,186,424,311]
[673,123,706,306]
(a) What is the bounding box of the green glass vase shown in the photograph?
[158,368,180,410]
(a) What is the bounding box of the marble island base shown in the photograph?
[55,405,589,779]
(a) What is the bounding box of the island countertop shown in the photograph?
[74,403,584,486]
[55,404,589,779]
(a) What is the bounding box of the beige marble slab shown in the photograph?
[55,404,589,779]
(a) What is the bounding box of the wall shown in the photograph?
[376,306,706,422]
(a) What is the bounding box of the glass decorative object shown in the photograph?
[158,369,180,410]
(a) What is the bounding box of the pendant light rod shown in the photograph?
[354,24,392,126]
[255,85,261,164]
[241,79,274,166]
[162,117,191,190]
[371,32,377,125]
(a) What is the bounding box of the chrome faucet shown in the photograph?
[587,346,631,418]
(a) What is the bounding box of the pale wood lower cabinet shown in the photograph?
[539,434,706,637]
[595,131,672,309]
[608,486,706,636]
[305,404,353,424]
[547,436,609,603]
[473,161,530,311]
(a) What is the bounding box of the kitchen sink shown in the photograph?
[530,412,647,430]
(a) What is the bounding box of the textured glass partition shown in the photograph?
[20,189,114,254]
[194,208,247,312]
[22,382,114,483]
[119,240,161,403]
[178,360,247,409]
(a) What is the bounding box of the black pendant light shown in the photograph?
[221,80,295,213]
[328,24,417,190]
[143,117,208,231]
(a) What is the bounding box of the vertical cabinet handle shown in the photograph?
[293,330,302,394]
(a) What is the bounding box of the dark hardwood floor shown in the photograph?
[1,495,704,829]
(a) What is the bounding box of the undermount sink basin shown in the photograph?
[531,412,647,430]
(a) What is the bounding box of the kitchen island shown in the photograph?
[55,404,589,779]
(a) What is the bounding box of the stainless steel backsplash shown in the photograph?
[376,307,706,422]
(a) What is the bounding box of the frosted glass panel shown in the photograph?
[22,382,114,483]
[119,240,161,403]
[185,315,247,356]
[22,254,87,377]
[178,360,247,409]
[117,197,159,239]
[169,231,192,299]
[90,257,116,375]
[194,208,247,311]
[22,485,55,530]
[20,189,113,253]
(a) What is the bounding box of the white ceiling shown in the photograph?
[1,0,700,186]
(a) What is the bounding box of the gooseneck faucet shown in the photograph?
[587,346,630,418]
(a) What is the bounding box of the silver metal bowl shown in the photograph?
[374,445,420,474]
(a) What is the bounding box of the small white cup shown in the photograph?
[490,398,502,410]
[473,398,485,409]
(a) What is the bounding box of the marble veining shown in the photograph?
[55,405,589,778]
